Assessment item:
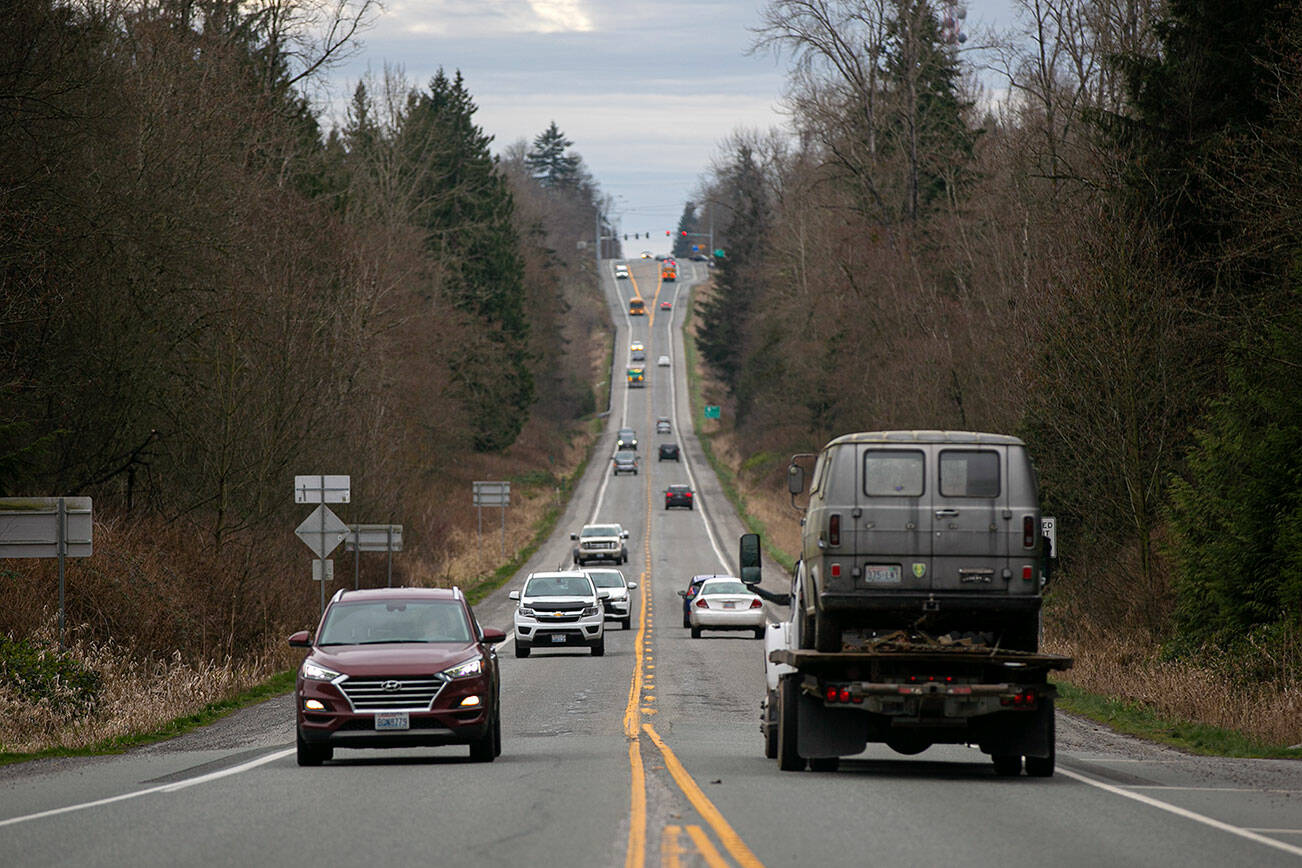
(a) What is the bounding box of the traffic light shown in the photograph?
[665,230,671,236]
[623,234,628,240]
[681,231,687,236]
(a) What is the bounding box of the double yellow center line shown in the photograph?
[620,282,763,868]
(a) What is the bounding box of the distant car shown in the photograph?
[658,443,679,461]
[640,250,653,259]
[615,266,629,280]
[290,587,504,766]
[570,523,628,565]
[660,301,672,310]
[616,428,638,450]
[657,354,670,367]
[656,418,671,434]
[612,450,638,475]
[631,349,646,362]
[686,577,766,639]
[583,567,637,630]
[677,573,731,627]
[630,341,645,352]
[655,254,666,261]
[510,571,606,657]
[664,484,694,510]
[691,254,708,262]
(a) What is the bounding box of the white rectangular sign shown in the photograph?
[1040,516,1057,558]
[0,497,93,558]
[312,559,334,582]
[294,475,351,504]
[473,481,510,508]
[344,524,403,553]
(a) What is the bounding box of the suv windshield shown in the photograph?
[524,575,594,597]
[317,600,471,645]
[582,525,620,537]
[586,570,624,588]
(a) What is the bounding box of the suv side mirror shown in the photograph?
[481,627,507,644]
[288,630,312,648]
[627,581,638,590]
[739,533,762,585]
[509,591,520,601]
[787,463,805,495]
[570,533,579,540]
[621,531,629,539]
[597,590,612,600]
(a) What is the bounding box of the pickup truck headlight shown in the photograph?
[301,660,341,682]
[518,606,536,617]
[441,657,483,679]
[581,605,600,617]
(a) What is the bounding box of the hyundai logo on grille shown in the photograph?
[381,680,402,692]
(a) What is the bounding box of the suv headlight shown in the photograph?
[517,606,536,617]
[441,657,483,679]
[581,605,600,618]
[301,660,341,682]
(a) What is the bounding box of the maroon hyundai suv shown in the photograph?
[289,587,505,766]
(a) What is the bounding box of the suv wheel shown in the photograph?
[591,636,605,656]
[515,641,530,658]
[296,729,332,766]
[621,616,632,630]
[468,713,498,763]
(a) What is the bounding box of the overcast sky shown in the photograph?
[325,0,1017,253]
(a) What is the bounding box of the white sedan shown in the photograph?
[687,578,766,639]
[657,355,670,367]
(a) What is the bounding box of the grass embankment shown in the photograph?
[680,282,1302,758]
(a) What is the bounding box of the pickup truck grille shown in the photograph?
[585,541,615,550]
[339,676,446,711]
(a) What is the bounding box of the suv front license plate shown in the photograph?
[550,634,567,644]
[374,711,410,730]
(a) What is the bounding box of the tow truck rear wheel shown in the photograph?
[777,675,806,771]
[813,613,841,653]
[1024,704,1056,777]
[809,757,840,772]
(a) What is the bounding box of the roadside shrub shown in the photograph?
[0,636,102,715]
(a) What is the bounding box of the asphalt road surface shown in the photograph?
[1,259,1299,867]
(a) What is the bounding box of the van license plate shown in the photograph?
[863,565,901,583]
[375,712,409,731]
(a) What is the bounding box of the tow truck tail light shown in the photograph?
[1001,689,1038,708]
[829,514,841,546]
[1022,565,1033,581]
[1023,516,1036,548]
[830,563,841,578]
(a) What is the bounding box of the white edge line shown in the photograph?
[0,747,295,828]
[1058,767,1302,858]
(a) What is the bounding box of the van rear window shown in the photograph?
[863,450,924,496]
[940,450,1000,497]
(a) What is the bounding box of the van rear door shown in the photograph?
[856,446,930,593]
[929,446,1006,594]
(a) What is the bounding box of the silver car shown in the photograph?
[583,567,637,630]
[613,450,638,475]
[687,577,766,639]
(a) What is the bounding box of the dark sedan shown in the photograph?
[664,484,694,510]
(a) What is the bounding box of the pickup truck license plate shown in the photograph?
[863,565,902,583]
[550,634,567,643]
[374,712,409,731]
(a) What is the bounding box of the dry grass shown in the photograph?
[1046,629,1302,748]
[0,621,296,754]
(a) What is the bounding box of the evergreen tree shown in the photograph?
[525,121,583,191]
[672,202,697,258]
[403,70,532,451]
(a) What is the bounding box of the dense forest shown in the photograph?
[690,0,1301,687]
[0,0,615,740]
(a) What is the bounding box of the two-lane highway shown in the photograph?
[1,256,1299,867]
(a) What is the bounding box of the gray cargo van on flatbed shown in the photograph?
[788,431,1047,652]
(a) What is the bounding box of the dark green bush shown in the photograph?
[0,637,102,715]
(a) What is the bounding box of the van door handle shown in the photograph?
[935,509,959,518]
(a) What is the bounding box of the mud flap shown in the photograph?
[975,699,1054,759]
[796,684,867,758]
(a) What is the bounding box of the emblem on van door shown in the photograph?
[912,563,926,578]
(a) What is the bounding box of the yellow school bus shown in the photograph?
[629,298,646,315]
[660,262,677,281]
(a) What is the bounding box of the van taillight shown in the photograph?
[1022,516,1035,548]
[829,514,841,546]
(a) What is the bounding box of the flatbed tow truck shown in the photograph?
[760,620,1073,776]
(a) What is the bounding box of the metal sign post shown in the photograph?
[344,524,404,588]
[472,482,510,559]
[0,497,93,651]
[293,475,349,620]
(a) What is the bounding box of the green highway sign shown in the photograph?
[713,249,725,258]
[704,405,721,419]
